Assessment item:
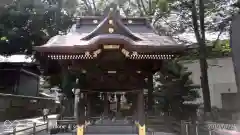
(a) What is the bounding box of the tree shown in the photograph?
[116,0,236,115]
[154,60,200,118]
[188,0,236,116]
[151,0,236,116]
[0,0,73,55]
[190,0,212,115]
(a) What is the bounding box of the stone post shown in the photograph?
[74,89,85,135]
[147,75,154,114]
[138,90,145,135]
[74,89,80,118]
[87,93,91,123]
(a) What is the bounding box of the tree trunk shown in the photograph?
[191,0,211,114]
[199,0,211,114]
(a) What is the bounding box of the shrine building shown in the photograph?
[34,4,186,135]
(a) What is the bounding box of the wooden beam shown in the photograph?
[20,69,39,78]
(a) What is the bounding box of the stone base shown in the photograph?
[203,112,213,121]
[222,93,240,111]
[232,112,240,121]
[222,93,240,122]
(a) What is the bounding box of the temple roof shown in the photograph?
[34,5,185,54]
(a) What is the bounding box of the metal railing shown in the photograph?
[6,121,49,135]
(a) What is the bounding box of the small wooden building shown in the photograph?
[0,62,40,96]
[0,62,56,120]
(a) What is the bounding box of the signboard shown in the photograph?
[103,45,120,49]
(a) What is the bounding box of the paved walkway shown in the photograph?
[0,114,57,135]
[0,116,180,135]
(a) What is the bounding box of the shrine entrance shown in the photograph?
[35,4,186,135]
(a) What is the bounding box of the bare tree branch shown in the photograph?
[191,0,202,44]
[92,0,97,14]
[139,0,148,15]
[136,0,144,16]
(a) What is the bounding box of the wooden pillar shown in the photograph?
[116,94,121,118]
[116,94,121,112]
[103,93,109,117]
[60,65,69,118]
[132,93,137,122]
[138,90,145,135]
[84,93,88,124]
[80,93,85,133]
[87,93,91,122]
[147,75,154,113]
[74,89,85,135]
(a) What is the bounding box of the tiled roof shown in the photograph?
[35,7,185,53]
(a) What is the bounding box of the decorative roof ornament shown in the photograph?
[109,20,113,25]
[103,3,120,18]
[108,28,114,33]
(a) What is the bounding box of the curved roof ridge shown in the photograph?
[46,35,61,45]
[80,14,110,40]
[81,9,142,41]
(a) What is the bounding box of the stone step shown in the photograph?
[147,125,175,133]
[85,134,138,135]
[94,123,131,126]
[95,119,130,125]
[85,125,138,134]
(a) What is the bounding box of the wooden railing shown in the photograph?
[6,121,49,135]
[0,93,54,100]
[49,116,102,134]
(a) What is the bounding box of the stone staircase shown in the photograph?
[147,117,175,133]
[85,119,138,135]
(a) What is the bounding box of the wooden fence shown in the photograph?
[0,93,56,120]
[178,121,225,135]
[6,121,49,135]
[146,116,223,135]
